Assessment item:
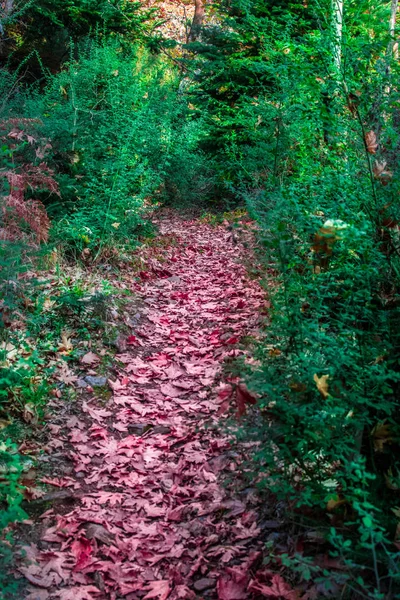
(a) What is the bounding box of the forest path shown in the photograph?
[21,212,267,600]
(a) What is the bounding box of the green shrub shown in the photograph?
[188,0,400,596]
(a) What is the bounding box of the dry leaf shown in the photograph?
[268,348,282,357]
[81,352,100,366]
[290,381,307,393]
[327,495,347,512]
[373,160,393,184]
[58,332,73,354]
[313,374,330,398]
[23,403,38,425]
[365,130,378,154]
[56,363,78,386]
[371,421,392,452]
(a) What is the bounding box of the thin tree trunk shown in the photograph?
[388,0,399,59]
[332,0,344,72]
[188,0,205,43]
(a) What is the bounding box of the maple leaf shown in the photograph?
[82,402,112,422]
[217,568,248,600]
[81,352,99,365]
[160,383,185,397]
[71,538,93,571]
[56,586,101,600]
[249,574,300,599]
[365,130,378,154]
[143,580,171,600]
[19,564,60,588]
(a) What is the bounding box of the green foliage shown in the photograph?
[1,0,155,75]
[0,439,26,599]
[185,0,400,596]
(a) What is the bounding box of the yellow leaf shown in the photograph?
[111,222,120,229]
[327,495,347,512]
[268,348,282,357]
[313,374,330,398]
[0,419,11,430]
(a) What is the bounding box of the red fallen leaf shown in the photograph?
[160,383,185,397]
[71,537,93,571]
[82,402,112,422]
[127,335,139,345]
[217,568,248,600]
[248,575,300,599]
[236,383,257,417]
[41,477,75,488]
[26,590,50,600]
[225,336,239,345]
[56,586,101,600]
[143,580,171,600]
[19,565,60,589]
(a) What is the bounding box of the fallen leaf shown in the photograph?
[217,568,248,600]
[58,332,73,354]
[143,580,171,600]
[71,537,93,571]
[249,574,300,599]
[81,352,100,365]
[56,586,101,600]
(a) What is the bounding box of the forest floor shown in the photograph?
[15,211,286,600]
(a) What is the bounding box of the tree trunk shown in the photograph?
[332,0,344,72]
[0,0,14,33]
[188,0,205,43]
[388,0,399,59]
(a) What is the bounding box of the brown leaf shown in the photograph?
[371,421,392,452]
[373,160,393,184]
[81,351,100,366]
[58,332,73,354]
[23,403,38,425]
[365,130,378,154]
[236,383,257,417]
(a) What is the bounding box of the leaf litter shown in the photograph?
[19,214,295,599]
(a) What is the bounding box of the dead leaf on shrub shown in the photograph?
[365,130,378,154]
[313,374,330,398]
[373,160,393,185]
[327,494,347,512]
[289,381,307,393]
[268,347,282,357]
[371,421,392,452]
[236,383,257,417]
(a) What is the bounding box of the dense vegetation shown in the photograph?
[1,0,400,598]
